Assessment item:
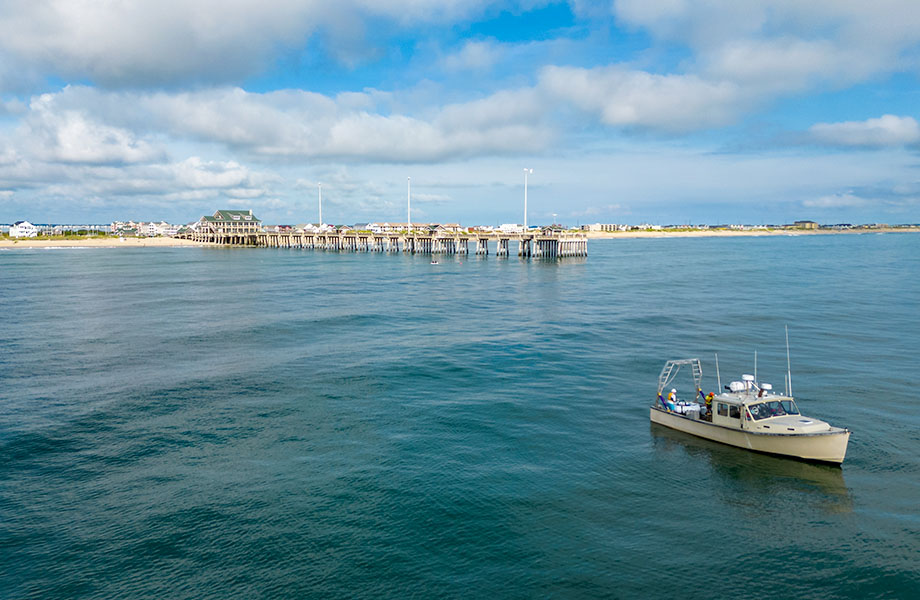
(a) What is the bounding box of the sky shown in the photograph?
[2,0,920,226]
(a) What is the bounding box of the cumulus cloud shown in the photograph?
[0,1,494,89]
[614,0,920,99]
[0,97,26,116]
[809,115,920,147]
[540,65,744,132]
[16,85,552,163]
[443,40,502,72]
[21,93,162,165]
[0,82,554,220]
[167,157,264,190]
[0,105,275,214]
[703,38,841,93]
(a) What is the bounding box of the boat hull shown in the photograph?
[650,407,850,464]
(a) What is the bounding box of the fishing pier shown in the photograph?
[179,210,587,258]
[180,229,588,258]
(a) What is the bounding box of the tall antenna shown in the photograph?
[523,168,532,230]
[785,325,793,397]
[715,353,722,392]
[754,350,758,383]
[318,182,322,226]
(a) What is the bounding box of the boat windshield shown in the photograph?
[749,400,800,420]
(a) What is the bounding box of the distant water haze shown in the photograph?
[1,235,918,598]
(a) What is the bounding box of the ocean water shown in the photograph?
[1,235,918,599]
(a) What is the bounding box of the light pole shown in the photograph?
[407,176,411,233]
[318,182,322,226]
[552,213,557,227]
[523,168,533,230]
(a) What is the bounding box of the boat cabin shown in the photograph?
[711,395,743,428]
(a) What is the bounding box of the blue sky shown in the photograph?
[2,0,920,226]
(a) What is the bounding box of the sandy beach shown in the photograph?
[0,237,213,248]
[580,227,920,239]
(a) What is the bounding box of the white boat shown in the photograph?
[650,358,850,464]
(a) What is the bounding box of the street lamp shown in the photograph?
[552,213,557,227]
[318,182,323,226]
[407,176,411,233]
[524,168,533,230]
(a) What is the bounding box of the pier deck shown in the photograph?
[178,231,588,258]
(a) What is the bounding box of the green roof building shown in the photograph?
[199,210,262,235]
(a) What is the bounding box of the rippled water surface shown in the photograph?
[2,235,918,599]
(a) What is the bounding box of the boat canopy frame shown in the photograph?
[657,358,703,396]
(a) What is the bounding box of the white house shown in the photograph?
[499,223,524,234]
[159,222,179,236]
[10,221,38,237]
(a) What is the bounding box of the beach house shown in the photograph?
[10,221,38,237]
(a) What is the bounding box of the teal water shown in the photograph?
[1,235,918,599]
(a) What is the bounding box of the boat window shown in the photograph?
[729,405,740,419]
[717,403,728,417]
[749,400,793,420]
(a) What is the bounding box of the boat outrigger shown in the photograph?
[650,358,850,464]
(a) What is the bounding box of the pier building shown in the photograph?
[198,210,262,244]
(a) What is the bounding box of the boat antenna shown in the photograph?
[785,325,793,397]
[754,350,758,384]
[715,353,722,392]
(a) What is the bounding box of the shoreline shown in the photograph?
[0,237,213,248]
[580,227,920,239]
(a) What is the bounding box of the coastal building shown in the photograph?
[369,222,413,233]
[198,210,262,237]
[112,220,177,237]
[794,220,819,229]
[10,221,38,237]
[294,223,334,233]
[581,223,627,232]
[149,221,178,236]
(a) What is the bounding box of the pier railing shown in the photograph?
[177,230,588,257]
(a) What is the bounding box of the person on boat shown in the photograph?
[667,389,679,411]
[705,392,714,412]
[659,391,676,411]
